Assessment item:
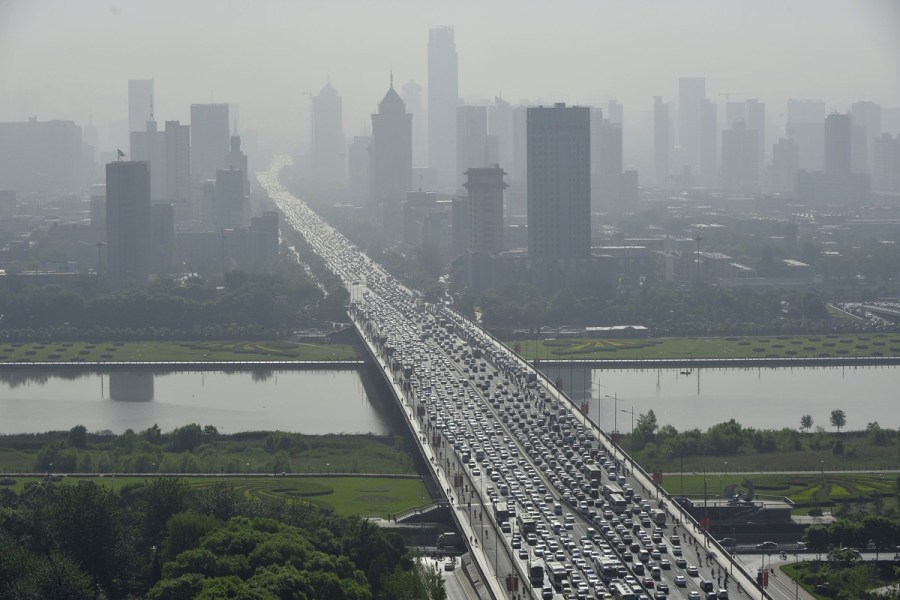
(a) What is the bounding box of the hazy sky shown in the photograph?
[1,0,899,151]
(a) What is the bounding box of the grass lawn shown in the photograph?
[2,475,427,518]
[0,340,359,363]
[511,333,900,360]
[660,472,897,515]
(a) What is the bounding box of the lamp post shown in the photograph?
[620,406,639,468]
[604,393,618,457]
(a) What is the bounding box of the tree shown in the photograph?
[800,414,813,434]
[830,409,847,433]
[67,424,88,449]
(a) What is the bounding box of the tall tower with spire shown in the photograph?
[370,75,412,233]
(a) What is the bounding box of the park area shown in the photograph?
[1,474,427,519]
[514,333,900,360]
[0,340,358,362]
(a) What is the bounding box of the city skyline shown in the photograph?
[1,0,898,155]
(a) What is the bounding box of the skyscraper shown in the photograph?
[456,105,492,187]
[678,77,706,176]
[164,121,191,204]
[824,113,852,177]
[190,104,230,181]
[527,104,590,259]
[106,161,151,281]
[130,117,166,200]
[370,79,412,221]
[128,79,154,134]
[311,82,345,186]
[428,26,458,188]
[224,135,250,196]
[488,97,514,175]
[770,137,800,194]
[700,99,718,186]
[721,121,759,192]
[401,79,427,168]
[215,167,246,228]
[787,99,826,171]
[464,166,506,254]
[851,101,881,173]
[653,96,671,187]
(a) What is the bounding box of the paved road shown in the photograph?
[261,157,768,600]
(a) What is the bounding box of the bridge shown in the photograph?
[260,158,781,600]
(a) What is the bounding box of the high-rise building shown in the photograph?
[150,203,175,274]
[401,79,427,168]
[607,100,623,125]
[489,97,514,176]
[745,99,766,179]
[105,161,151,281]
[130,117,166,200]
[190,104,230,181]
[370,79,412,222]
[770,137,799,194]
[824,113,852,177]
[653,96,671,188]
[872,133,900,192]
[700,99,718,186]
[163,121,191,203]
[464,166,506,254]
[527,104,590,259]
[0,118,85,194]
[224,135,250,196]
[678,77,706,176]
[787,99,826,171]
[214,167,246,228]
[456,105,493,187]
[851,101,881,173]
[311,82,345,186]
[128,79,154,134]
[428,26,458,188]
[347,135,371,204]
[721,121,759,192]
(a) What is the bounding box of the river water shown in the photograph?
[0,365,895,435]
[541,365,899,433]
[0,368,402,436]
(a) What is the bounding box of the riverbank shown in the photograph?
[515,333,900,362]
[0,340,359,363]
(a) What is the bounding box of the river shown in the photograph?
[0,365,895,436]
[541,364,898,433]
[0,367,402,436]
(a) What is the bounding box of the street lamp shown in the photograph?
[603,393,618,457]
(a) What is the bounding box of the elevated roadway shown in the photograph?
[261,157,772,600]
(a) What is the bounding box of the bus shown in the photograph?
[583,464,603,486]
[597,558,620,582]
[528,562,544,588]
[609,581,637,600]
[517,513,537,535]
[651,509,667,525]
[545,561,567,591]
[602,482,623,499]
[608,493,628,514]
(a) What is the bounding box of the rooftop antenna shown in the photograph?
[390,66,394,90]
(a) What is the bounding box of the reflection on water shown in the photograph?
[109,372,154,402]
[0,368,401,436]
[541,365,898,432]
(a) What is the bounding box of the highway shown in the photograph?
[260,156,770,600]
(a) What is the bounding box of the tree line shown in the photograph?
[0,262,334,341]
[628,412,897,460]
[0,476,442,599]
